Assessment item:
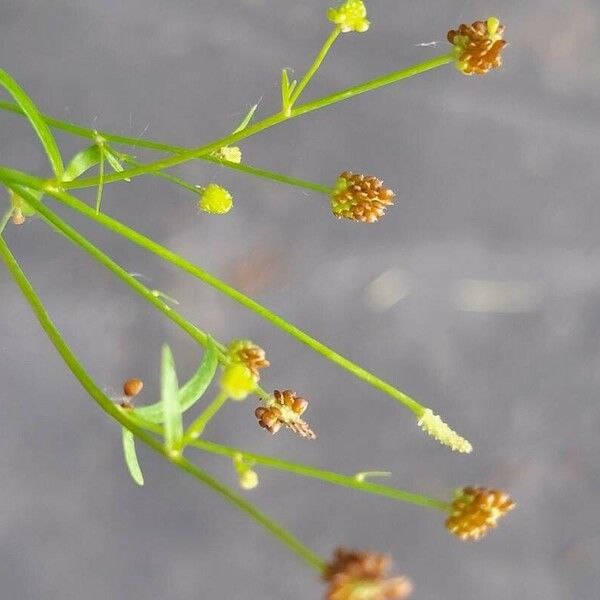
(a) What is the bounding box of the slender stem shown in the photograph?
[0,101,330,195]
[180,390,229,448]
[0,208,12,235]
[0,166,425,416]
[0,235,325,573]
[191,438,452,512]
[121,155,201,195]
[204,156,333,195]
[288,26,341,108]
[56,54,454,190]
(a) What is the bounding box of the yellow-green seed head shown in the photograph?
[417,409,472,453]
[328,0,370,33]
[199,183,233,215]
[220,363,256,400]
[213,146,242,164]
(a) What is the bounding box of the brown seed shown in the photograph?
[331,171,395,223]
[446,486,515,540]
[123,378,144,398]
[447,20,507,75]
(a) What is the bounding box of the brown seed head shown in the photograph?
[123,378,144,398]
[331,171,395,223]
[255,390,315,439]
[228,339,270,381]
[446,486,515,540]
[324,548,413,600]
[447,18,507,75]
[11,210,26,225]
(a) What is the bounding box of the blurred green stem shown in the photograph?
[0,233,326,573]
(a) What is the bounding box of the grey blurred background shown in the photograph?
[1,0,598,598]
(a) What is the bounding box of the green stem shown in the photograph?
[191,438,451,512]
[180,390,229,448]
[0,234,325,573]
[121,155,201,195]
[1,182,269,402]
[56,53,454,190]
[0,166,425,416]
[0,101,331,196]
[0,208,12,235]
[288,26,341,108]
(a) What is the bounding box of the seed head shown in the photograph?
[328,0,370,33]
[213,146,242,164]
[123,378,144,398]
[11,209,26,225]
[199,183,233,215]
[446,486,515,540]
[447,18,507,75]
[324,548,413,600]
[9,189,36,224]
[227,339,270,381]
[331,171,394,223]
[417,409,472,453]
[220,363,256,400]
[255,389,315,439]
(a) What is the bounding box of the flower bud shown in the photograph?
[328,0,370,33]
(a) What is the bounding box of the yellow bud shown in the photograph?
[239,469,259,490]
[199,183,233,215]
[220,363,256,401]
[328,0,370,33]
[487,16,500,37]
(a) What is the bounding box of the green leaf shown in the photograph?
[104,146,131,181]
[280,69,290,111]
[233,103,258,134]
[0,68,64,179]
[122,427,144,485]
[95,144,105,215]
[288,79,297,98]
[134,339,218,423]
[178,336,218,412]
[161,344,182,452]
[63,145,101,182]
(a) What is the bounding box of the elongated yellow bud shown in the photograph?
[417,409,472,453]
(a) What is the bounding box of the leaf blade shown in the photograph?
[122,427,144,485]
[63,145,101,182]
[178,336,219,412]
[233,103,258,134]
[161,344,182,452]
[0,68,64,179]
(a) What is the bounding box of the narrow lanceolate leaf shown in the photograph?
[63,145,101,182]
[104,146,131,181]
[178,336,218,412]
[122,427,144,485]
[134,339,218,423]
[281,69,291,111]
[0,68,64,179]
[95,144,105,215]
[233,103,258,134]
[161,344,182,453]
